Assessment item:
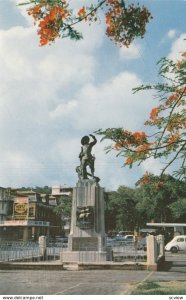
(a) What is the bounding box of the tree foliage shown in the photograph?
[53,194,72,218]
[96,54,186,185]
[18,186,52,193]
[105,177,186,233]
[105,186,138,231]
[19,0,152,46]
[169,198,186,222]
[135,175,186,223]
[33,185,52,194]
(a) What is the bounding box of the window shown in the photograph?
[29,205,35,217]
[177,238,184,242]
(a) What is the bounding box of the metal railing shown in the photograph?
[0,240,147,263]
[0,241,65,262]
[46,241,67,260]
[0,241,40,262]
[110,242,147,262]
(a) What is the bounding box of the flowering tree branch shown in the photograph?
[95,53,186,186]
[18,0,152,46]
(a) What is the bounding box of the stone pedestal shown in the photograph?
[39,235,47,259]
[146,235,157,271]
[60,179,108,262]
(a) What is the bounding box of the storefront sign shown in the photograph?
[14,197,28,204]
[3,220,28,226]
[14,203,28,219]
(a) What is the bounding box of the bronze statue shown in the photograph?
[76,134,100,182]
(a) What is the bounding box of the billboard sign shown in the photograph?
[14,203,28,219]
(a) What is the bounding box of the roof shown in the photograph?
[147,223,186,227]
[140,228,156,233]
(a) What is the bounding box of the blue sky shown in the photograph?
[0,0,185,190]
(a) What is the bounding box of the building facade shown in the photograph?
[0,187,12,222]
[0,190,62,241]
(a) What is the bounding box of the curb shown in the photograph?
[0,261,147,271]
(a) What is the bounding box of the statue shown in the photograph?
[76,134,100,182]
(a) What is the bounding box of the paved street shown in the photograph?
[0,269,161,295]
[0,268,185,295]
[0,252,186,295]
[164,251,186,273]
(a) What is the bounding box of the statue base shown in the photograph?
[60,179,110,263]
[60,250,108,263]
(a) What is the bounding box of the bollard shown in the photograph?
[38,236,47,260]
[156,234,165,267]
[146,235,157,271]
[157,234,165,257]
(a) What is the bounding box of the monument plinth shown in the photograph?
[60,134,109,263]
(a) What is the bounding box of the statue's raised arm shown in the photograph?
[89,134,97,146]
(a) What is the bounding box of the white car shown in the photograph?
[124,235,134,242]
[165,235,186,253]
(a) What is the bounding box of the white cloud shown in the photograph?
[13,0,33,25]
[0,150,43,187]
[74,72,151,130]
[168,33,186,61]
[0,3,153,190]
[167,29,176,39]
[50,100,78,119]
[0,0,185,192]
[119,42,141,60]
[0,20,105,186]
[48,71,153,135]
[141,157,162,176]
[94,140,142,190]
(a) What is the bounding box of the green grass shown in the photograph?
[131,281,186,295]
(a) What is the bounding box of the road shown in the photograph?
[164,251,186,273]
[0,269,149,295]
[0,252,185,295]
[0,268,186,295]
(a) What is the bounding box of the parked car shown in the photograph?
[55,236,68,243]
[165,235,186,253]
[107,235,134,246]
[47,236,68,247]
[106,237,115,246]
[114,236,126,243]
[118,231,133,237]
[106,236,126,246]
[124,235,134,244]
[137,237,147,251]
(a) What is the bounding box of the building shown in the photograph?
[52,185,72,197]
[0,187,13,240]
[0,187,12,222]
[0,189,61,241]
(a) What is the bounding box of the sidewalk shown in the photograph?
[0,260,147,271]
